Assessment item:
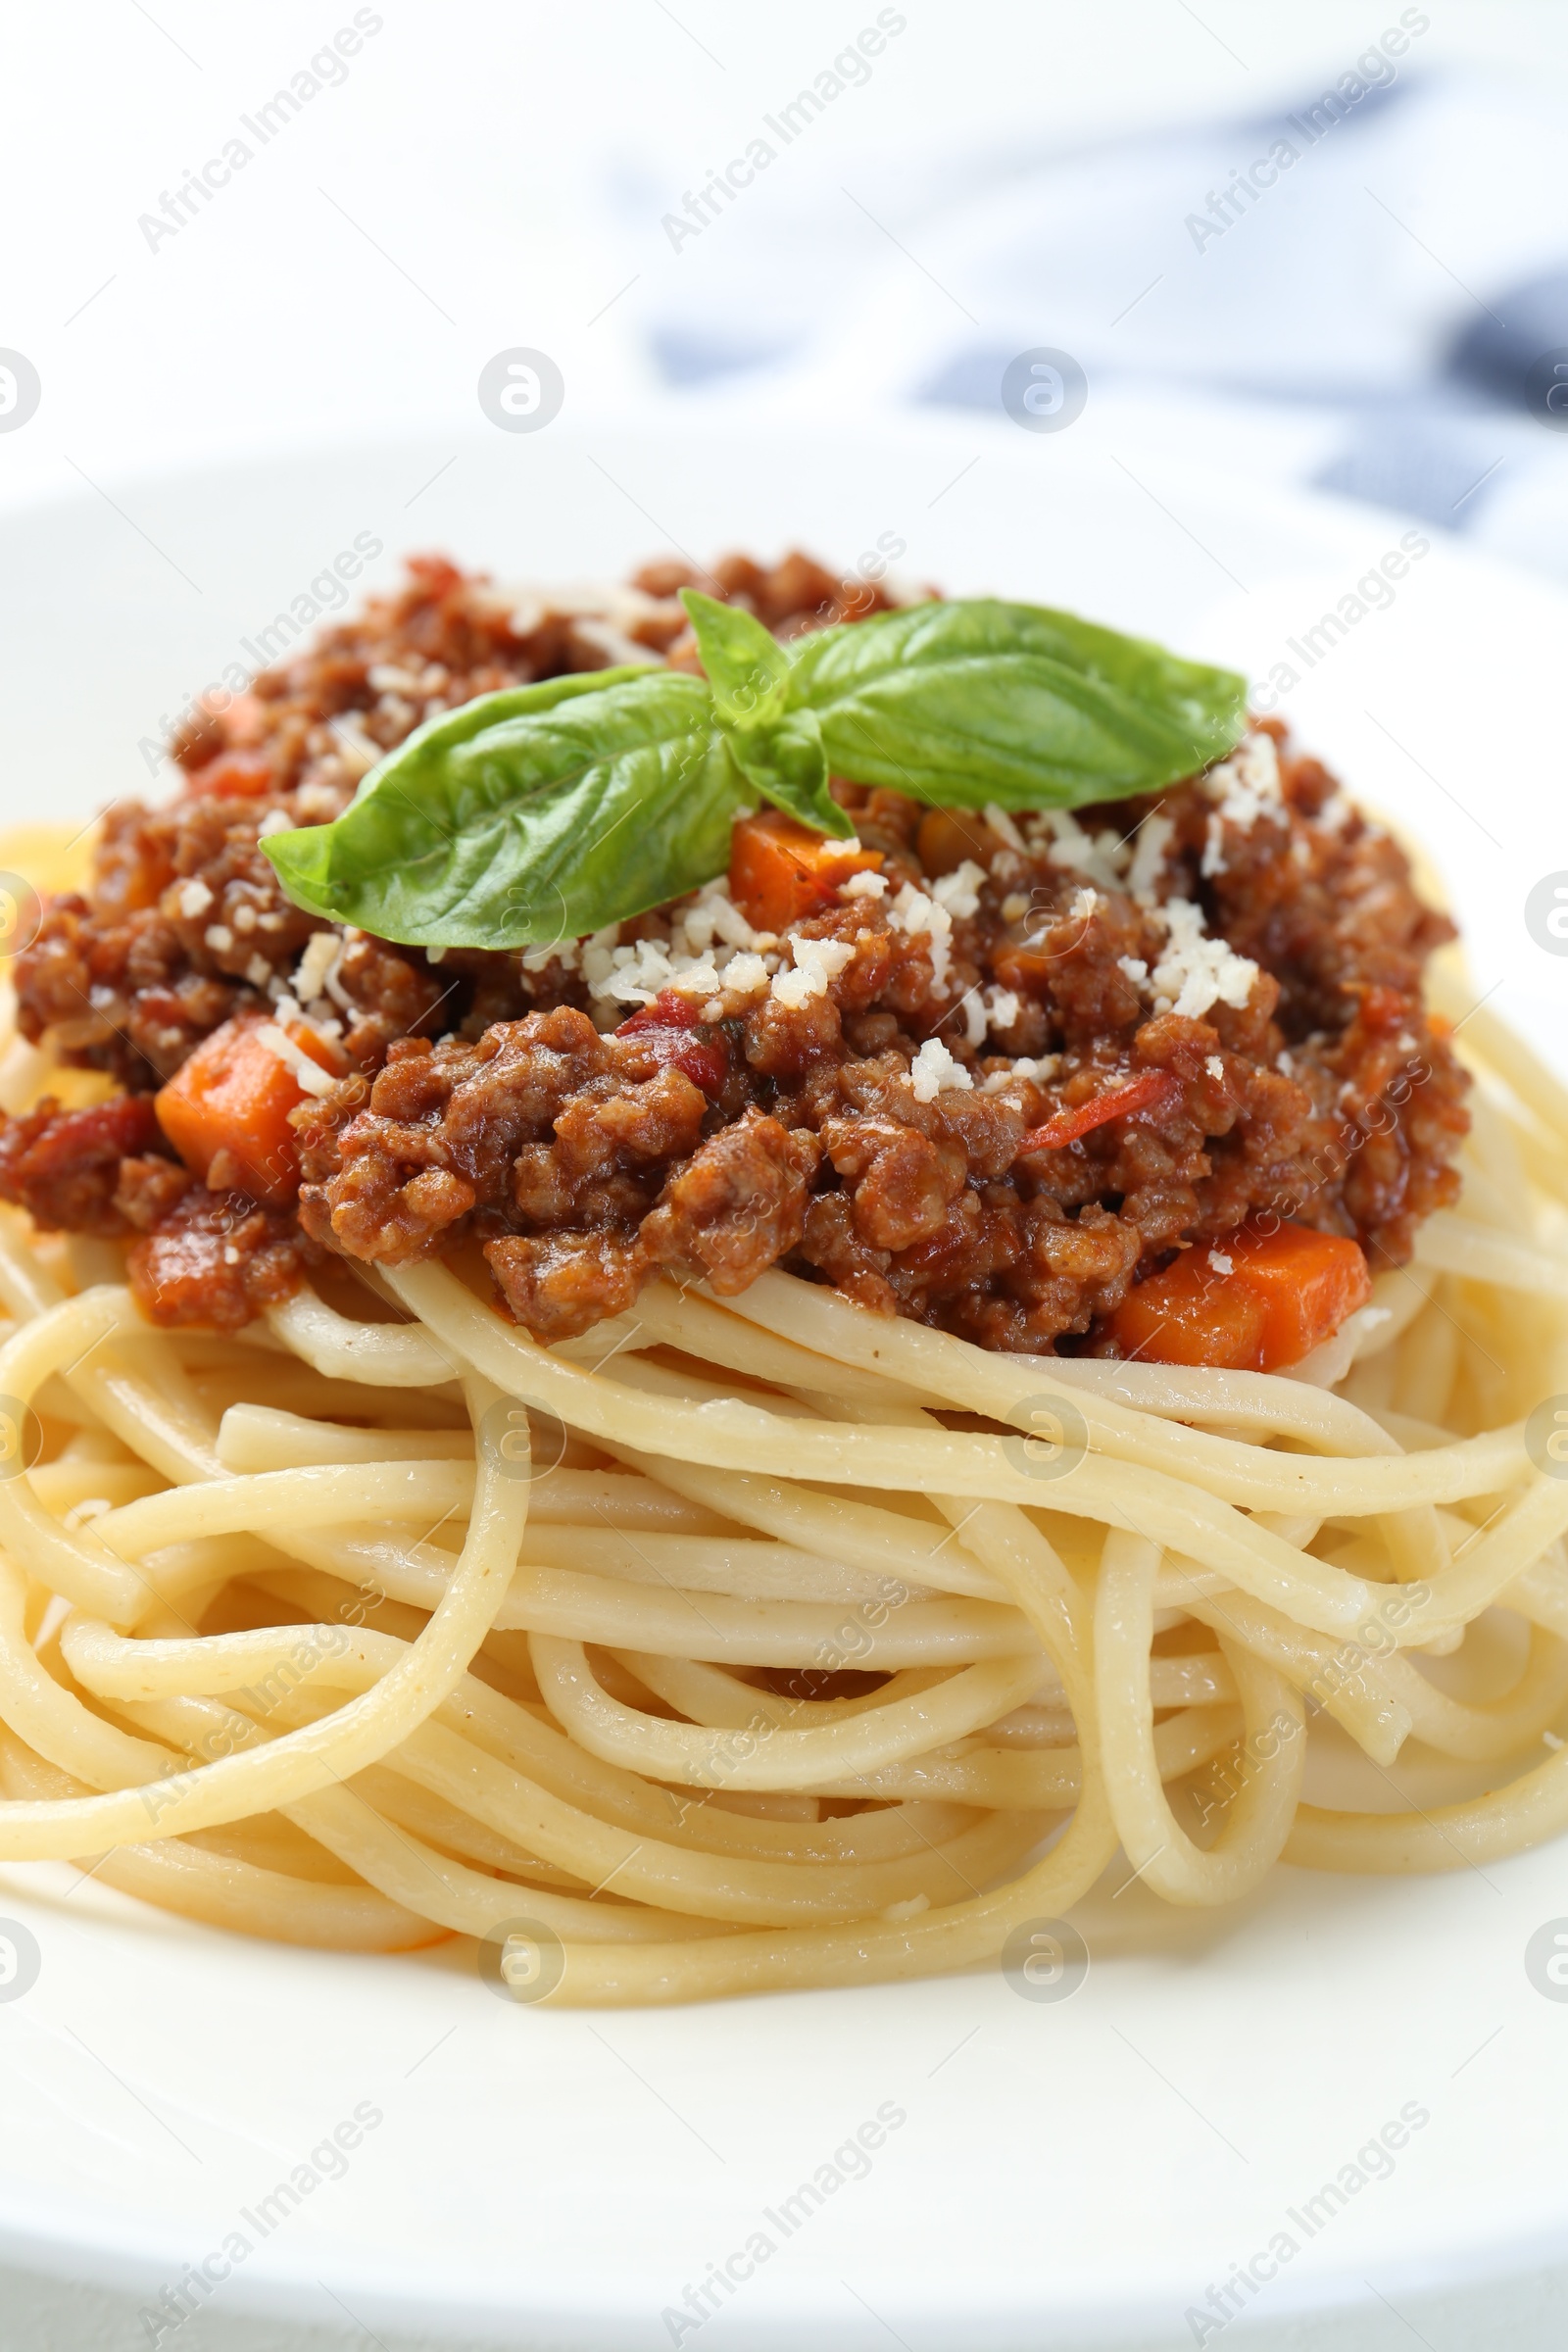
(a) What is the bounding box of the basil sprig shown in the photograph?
[264,590,1245,949]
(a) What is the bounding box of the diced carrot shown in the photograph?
[1103,1221,1372,1372]
[992,944,1057,998]
[914,808,999,877]
[727,810,881,933]
[1221,1221,1373,1370]
[1018,1069,1182,1153]
[1106,1250,1269,1369]
[155,1014,344,1205]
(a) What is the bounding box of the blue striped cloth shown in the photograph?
[628,58,1568,581]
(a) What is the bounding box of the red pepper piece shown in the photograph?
[1018,1068,1183,1154]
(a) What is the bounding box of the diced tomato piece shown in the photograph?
[727,810,881,933]
[220,692,270,748]
[615,993,728,1095]
[155,1014,344,1204]
[1018,1069,1183,1154]
[618,990,701,1034]
[407,554,466,597]
[637,1031,729,1094]
[185,751,274,800]
[1103,1221,1372,1371]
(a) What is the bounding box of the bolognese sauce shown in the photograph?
[0,554,1469,1362]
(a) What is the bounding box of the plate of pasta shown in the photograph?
[0,416,1564,2350]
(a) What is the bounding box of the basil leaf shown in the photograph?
[262,593,1252,953]
[264,671,744,949]
[350,665,657,794]
[785,599,1247,808]
[680,591,851,835]
[679,589,790,729]
[725,708,853,839]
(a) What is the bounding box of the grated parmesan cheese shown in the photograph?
[294,931,340,1005]
[580,879,785,1013]
[580,926,622,997]
[1202,731,1281,831]
[178,879,213,919]
[930,860,987,921]
[980,1052,1061,1095]
[954,978,1023,1051]
[1031,808,1128,893]
[720,952,769,1001]
[909,1038,973,1103]
[1122,898,1259,1021]
[1126,813,1175,904]
[522,938,581,975]
[888,881,955,990]
[770,935,857,1010]
[842,868,887,901]
[255,1023,337,1098]
[983,802,1026,854]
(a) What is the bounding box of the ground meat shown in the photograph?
[123,1185,318,1333]
[486,1231,646,1344]
[12,552,892,1096]
[0,1096,166,1236]
[288,729,1465,1347]
[298,1008,621,1264]
[0,555,1469,1348]
[641,1113,821,1293]
[819,1113,968,1250]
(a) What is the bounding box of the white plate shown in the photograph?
[0,416,1566,2352]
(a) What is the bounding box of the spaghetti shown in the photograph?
[0,887,1564,2002]
[0,549,1556,2007]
